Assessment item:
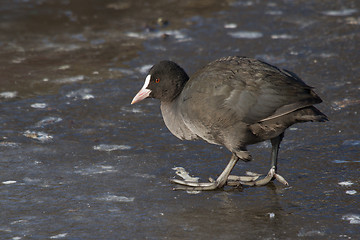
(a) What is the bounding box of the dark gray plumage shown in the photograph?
[132,56,327,190]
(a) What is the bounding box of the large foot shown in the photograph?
[171,154,239,191]
[170,178,224,191]
[227,167,289,186]
[170,167,228,191]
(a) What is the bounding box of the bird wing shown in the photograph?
[181,57,322,127]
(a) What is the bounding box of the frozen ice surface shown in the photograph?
[342,214,360,224]
[23,130,53,142]
[271,34,295,39]
[31,103,48,109]
[108,67,134,75]
[333,159,360,163]
[137,64,153,74]
[265,10,283,15]
[2,180,17,185]
[322,9,357,16]
[126,30,190,41]
[228,31,263,39]
[332,98,360,110]
[0,91,17,98]
[224,23,237,29]
[297,228,325,237]
[346,17,360,25]
[35,117,63,128]
[96,194,135,202]
[93,144,132,152]
[0,141,20,147]
[66,88,94,100]
[343,140,360,146]
[345,190,357,195]
[50,233,68,239]
[74,165,118,175]
[55,75,85,83]
[338,181,354,186]
[133,173,156,179]
[58,65,70,70]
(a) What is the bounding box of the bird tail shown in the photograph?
[295,106,329,122]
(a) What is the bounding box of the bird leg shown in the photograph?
[171,154,239,191]
[227,133,289,187]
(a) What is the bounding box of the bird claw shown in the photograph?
[170,167,288,191]
[227,167,289,186]
[274,172,289,186]
[170,178,222,191]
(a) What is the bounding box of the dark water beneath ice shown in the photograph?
[1,0,360,239]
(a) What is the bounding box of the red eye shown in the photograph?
[155,78,160,83]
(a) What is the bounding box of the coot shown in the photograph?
[132,56,327,190]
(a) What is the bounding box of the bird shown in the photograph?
[131,56,328,191]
